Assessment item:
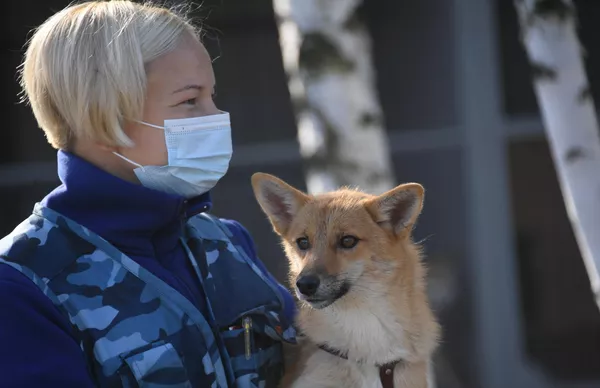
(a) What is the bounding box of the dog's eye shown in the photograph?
[296,237,310,250]
[339,235,359,249]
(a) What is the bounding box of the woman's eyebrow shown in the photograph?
[172,84,203,94]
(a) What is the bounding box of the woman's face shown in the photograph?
[116,33,220,173]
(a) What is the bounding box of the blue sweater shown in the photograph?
[0,150,295,387]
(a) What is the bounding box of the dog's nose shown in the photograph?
[296,275,320,296]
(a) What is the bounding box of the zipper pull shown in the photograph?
[243,316,253,360]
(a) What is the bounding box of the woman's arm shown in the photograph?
[0,265,95,388]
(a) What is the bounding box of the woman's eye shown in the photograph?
[181,98,197,106]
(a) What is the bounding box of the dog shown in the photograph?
[251,173,440,388]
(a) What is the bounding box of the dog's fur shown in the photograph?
[251,173,440,388]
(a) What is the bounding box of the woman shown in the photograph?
[0,1,296,387]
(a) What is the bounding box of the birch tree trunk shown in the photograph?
[514,0,600,308]
[272,0,395,195]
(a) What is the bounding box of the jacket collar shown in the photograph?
[42,150,212,258]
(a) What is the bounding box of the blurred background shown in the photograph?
[2,0,600,387]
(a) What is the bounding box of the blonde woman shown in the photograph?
[0,1,296,387]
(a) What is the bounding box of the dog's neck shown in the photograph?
[297,277,423,366]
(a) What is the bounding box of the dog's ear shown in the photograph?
[365,183,424,237]
[251,173,309,236]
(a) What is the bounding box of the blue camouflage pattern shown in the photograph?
[0,203,296,387]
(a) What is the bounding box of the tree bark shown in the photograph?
[514,0,600,308]
[272,0,395,194]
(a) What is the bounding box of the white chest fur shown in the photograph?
[304,298,411,365]
[292,350,383,388]
[291,350,432,388]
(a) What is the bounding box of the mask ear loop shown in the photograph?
[113,152,145,171]
[136,120,165,130]
[112,120,166,171]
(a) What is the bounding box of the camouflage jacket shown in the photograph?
[0,204,296,387]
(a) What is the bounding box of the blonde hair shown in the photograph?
[18,1,200,149]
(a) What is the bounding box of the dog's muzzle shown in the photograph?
[295,274,351,309]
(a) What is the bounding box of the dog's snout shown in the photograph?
[296,275,320,296]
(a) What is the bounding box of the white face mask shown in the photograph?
[114,111,233,198]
